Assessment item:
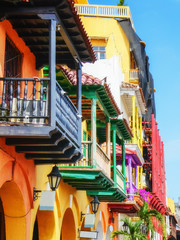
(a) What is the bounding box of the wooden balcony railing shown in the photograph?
[62,141,111,178]
[116,168,125,192]
[75,4,134,29]
[96,143,111,178]
[0,77,79,147]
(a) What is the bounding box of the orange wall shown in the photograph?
[0,138,35,240]
[0,19,38,240]
[0,20,38,78]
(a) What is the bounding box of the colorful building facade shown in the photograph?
[0,0,170,240]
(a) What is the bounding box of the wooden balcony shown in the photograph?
[0,77,81,164]
[60,141,127,202]
[63,141,111,178]
[75,4,134,29]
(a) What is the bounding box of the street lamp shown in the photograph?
[140,224,147,234]
[81,196,100,221]
[33,165,62,201]
[90,196,100,214]
[122,222,129,232]
[47,165,62,191]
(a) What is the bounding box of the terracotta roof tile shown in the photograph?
[121,81,145,104]
[121,81,138,89]
[59,66,102,85]
[59,66,121,115]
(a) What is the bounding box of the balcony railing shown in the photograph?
[62,141,111,178]
[129,69,139,84]
[75,4,134,29]
[0,77,79,147]
[96,143,111,178]
[116,168,125,192]
[130,69,139,79]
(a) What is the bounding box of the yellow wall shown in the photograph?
[80,17,130,82]
[167,197,175,214]
[30,164,109,240]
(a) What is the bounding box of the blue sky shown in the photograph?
[89,0,180,202]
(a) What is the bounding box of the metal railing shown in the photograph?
[75,4,134,29]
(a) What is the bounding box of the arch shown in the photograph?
[0,181,26,240]
[96,221,103,240]
[61,208,76,240]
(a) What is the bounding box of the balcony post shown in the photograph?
[49,19,56,126]
[112,124,117,187]
[135,165,137,188]
[128,156,133,200]
[136,106,139,146]
[122,140,126,192]
[106,118,111,159]
[76,63,82,146]
[91,96,97,168]
[139,116,143,154]
[132,95,135,143]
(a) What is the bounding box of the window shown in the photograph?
[4,36,22,78]
[3,36,22,109]
[93,46,106,60]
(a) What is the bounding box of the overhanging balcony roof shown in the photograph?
[57,67,121,119]
[111,118,133,141]
[120,82,146,115]
[59,169,114,191]
[115,144,144,166]
[0,0,96,69]
[59,168,127,202]
[87,188,127,202]
[108,196,143,213]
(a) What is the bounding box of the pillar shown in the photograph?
[112,125,117,186]
[122,140,126,192]
[76,63,82,146]
[128,156,133,200]
[49,19,56,125]
[106,120,111,159]
[91,97,97,168]
[132,95,135,143]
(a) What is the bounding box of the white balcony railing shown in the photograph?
[130,69,139,79]
[75,4,134,29]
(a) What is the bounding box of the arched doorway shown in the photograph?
[0,198,6,240]
[96,221,103,240]
[61,208,76,240]
[0,181,26,240]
